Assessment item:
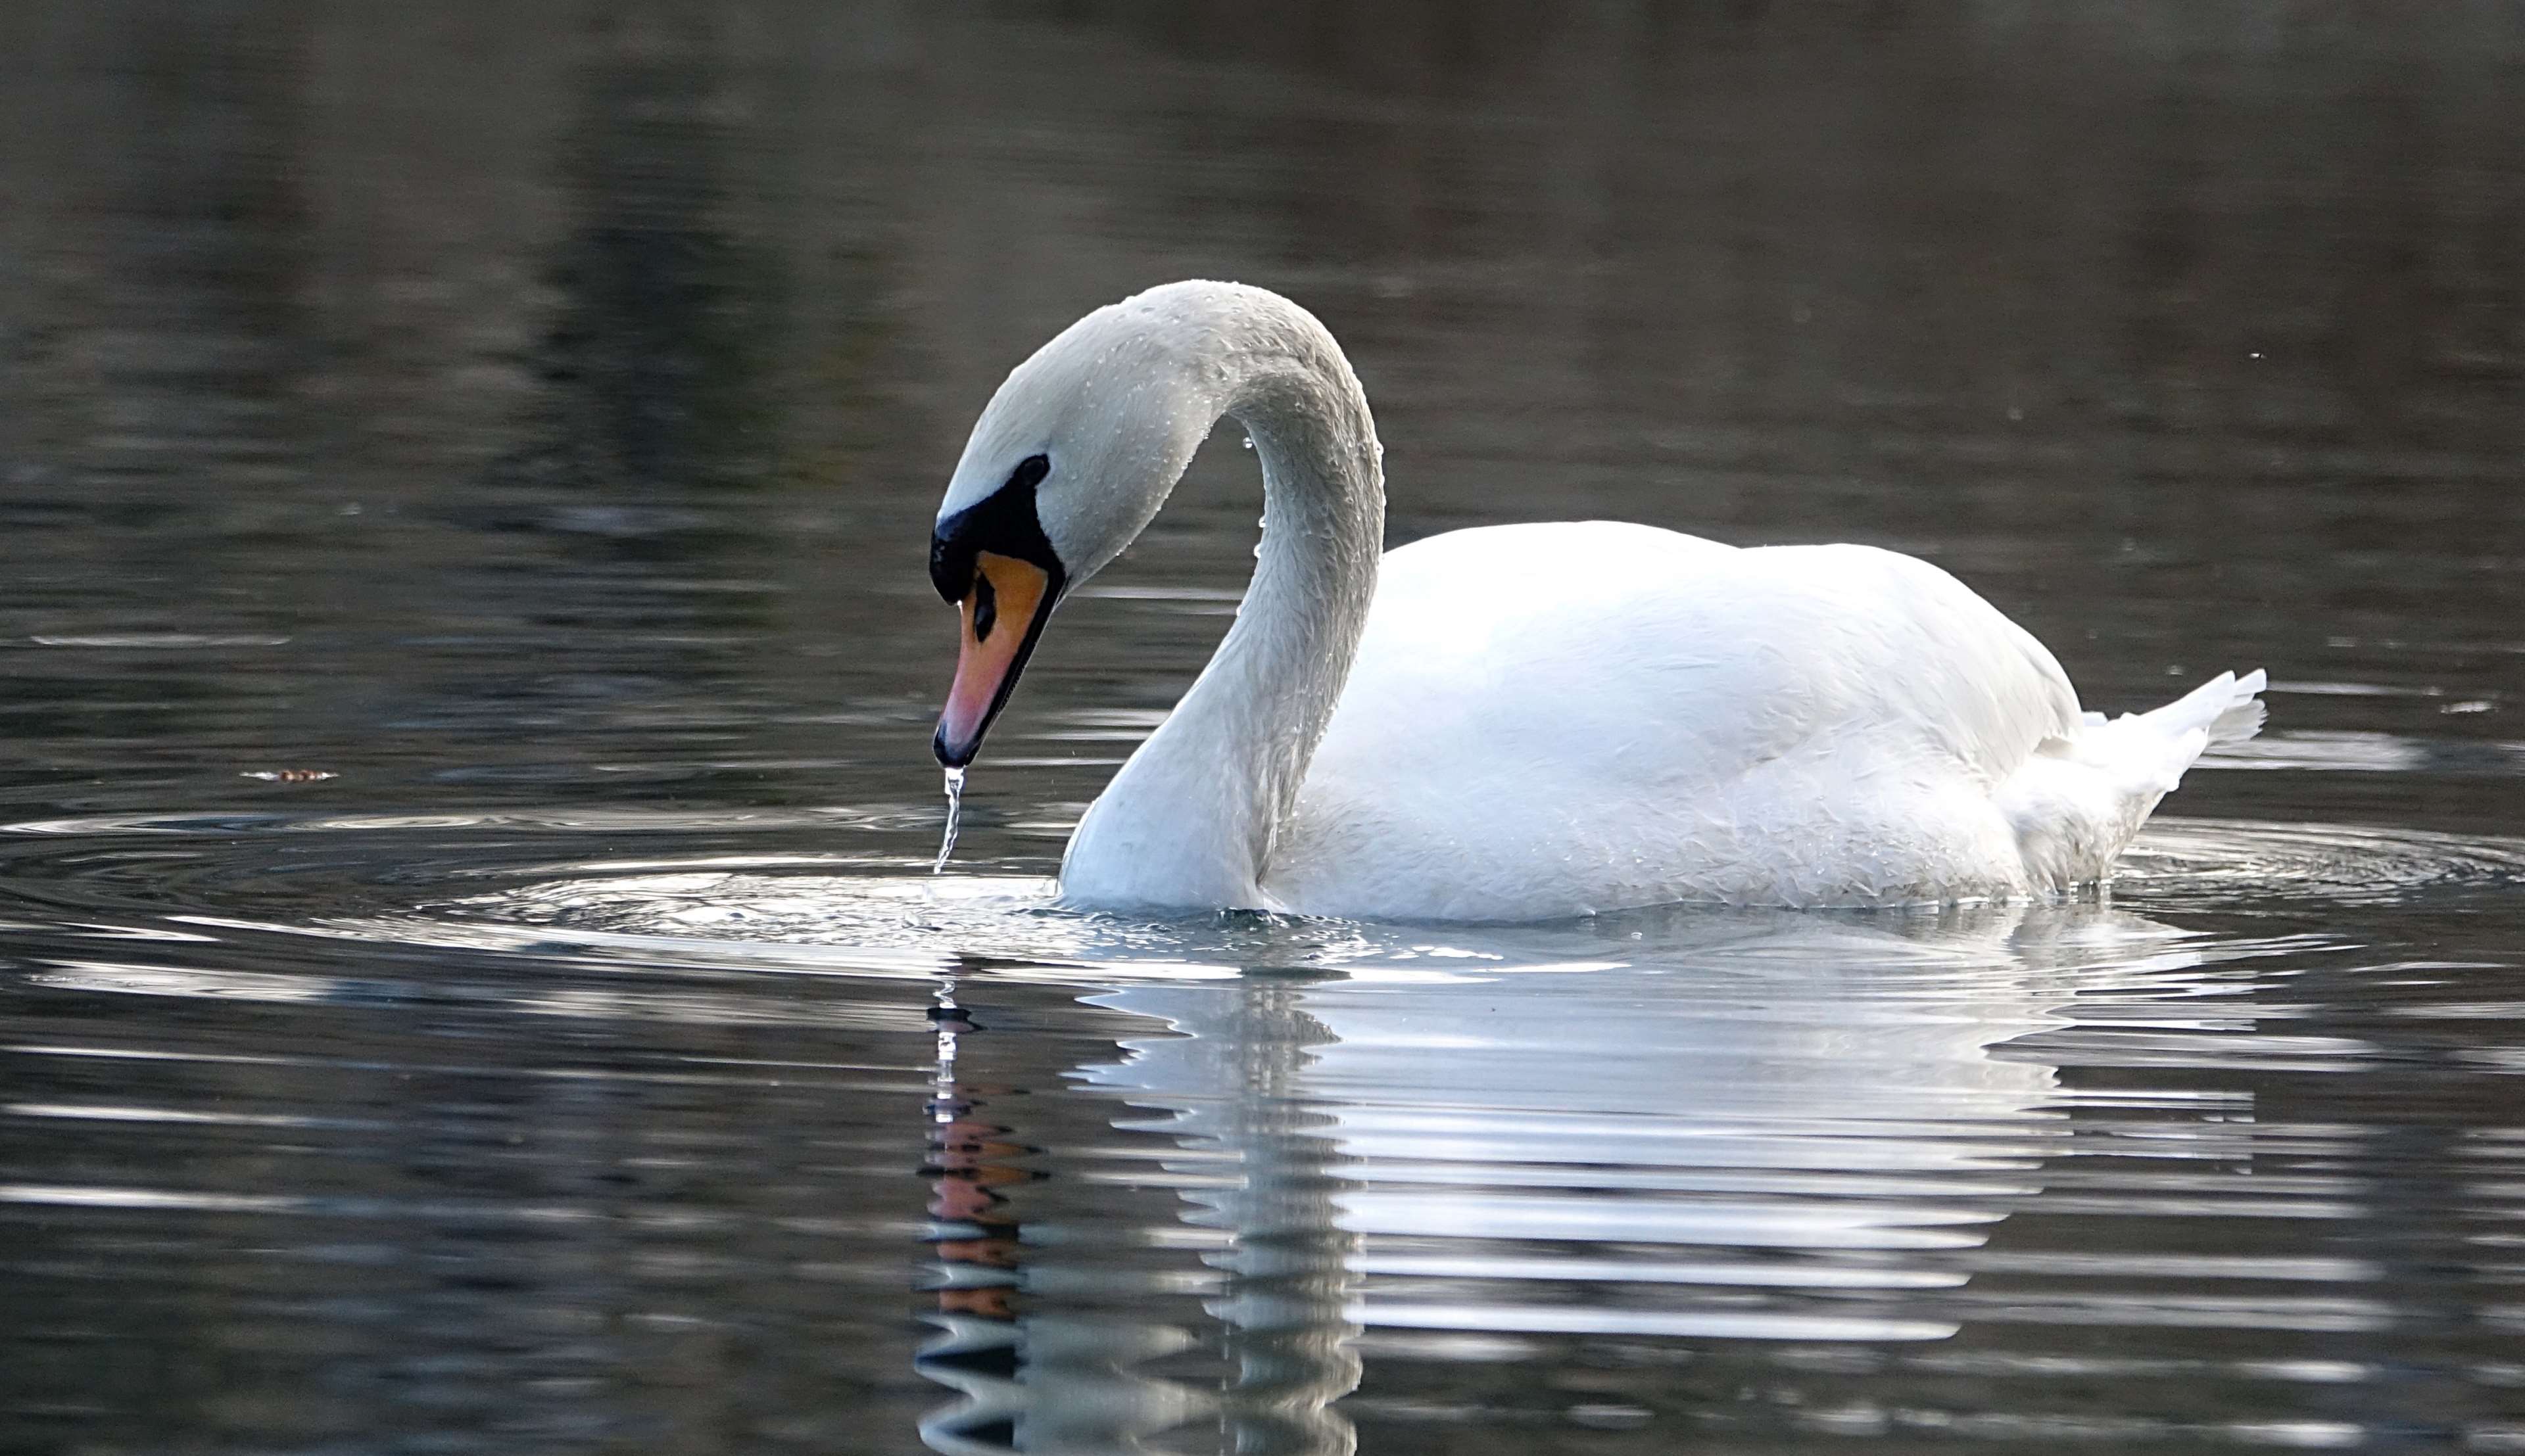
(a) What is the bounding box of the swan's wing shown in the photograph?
[1317,521,2079,792]
[1276,521,2084,915]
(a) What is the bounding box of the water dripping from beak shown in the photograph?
[932,766,967,874]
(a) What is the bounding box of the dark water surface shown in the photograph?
[5,5,2525,1453]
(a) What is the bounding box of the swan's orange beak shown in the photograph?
[935,552,1055,768]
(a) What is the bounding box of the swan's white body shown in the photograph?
[934,281,2265,922]
[1267,527,2261,918]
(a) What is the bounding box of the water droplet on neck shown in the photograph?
[932,766,967,874]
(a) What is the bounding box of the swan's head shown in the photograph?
[927,288,1228,767]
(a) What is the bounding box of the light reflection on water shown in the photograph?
[10,809,2516,1451]
[8,810,2525,1453]
[909,901,2224,1452]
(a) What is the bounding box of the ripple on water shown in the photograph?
[7,809,2518,916]
[377,815,2525,964]
[2114,818,2525,909]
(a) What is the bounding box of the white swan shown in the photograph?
[928,281,2265,921]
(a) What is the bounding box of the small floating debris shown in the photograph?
[240,770,337,783]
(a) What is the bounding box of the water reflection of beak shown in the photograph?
[934,552,1057,769]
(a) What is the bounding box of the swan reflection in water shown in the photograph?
[919,974,1357,1456]
[913,899,2266,1454]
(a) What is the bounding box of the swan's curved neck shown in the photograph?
[1062,338,1384,910]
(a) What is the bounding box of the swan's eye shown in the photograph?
[930,453,1063,605]
[972,571,998,642]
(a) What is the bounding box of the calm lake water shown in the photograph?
[5,5,2525,1453]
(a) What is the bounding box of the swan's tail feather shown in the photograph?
[2067,667,2266,789]
[2204,667,2269,749]
[2003,668,2267,890]
[2132,667,2267,753]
